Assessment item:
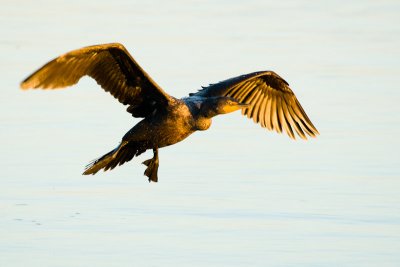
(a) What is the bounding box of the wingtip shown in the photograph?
[307,129,320,139]
[20,75,39,90]
[20,81,31,90]
[307,124,320,138]
[290,127,319,141]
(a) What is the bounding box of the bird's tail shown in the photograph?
[83,145,121,175]
[83,141,145,175]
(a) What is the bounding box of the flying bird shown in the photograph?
[21,43,319,182]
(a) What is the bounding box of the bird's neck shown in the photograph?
[199,98,220,118]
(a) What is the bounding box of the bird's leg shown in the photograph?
[142,147,159,183]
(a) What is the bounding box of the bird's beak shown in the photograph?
[238,103,250,108]
[221,101,250,114]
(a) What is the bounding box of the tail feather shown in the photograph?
[83,146,119,175]
[82,141,146,175]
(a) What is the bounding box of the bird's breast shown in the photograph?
[145,102,196,147]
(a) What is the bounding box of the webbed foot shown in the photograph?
[142,148,159,182]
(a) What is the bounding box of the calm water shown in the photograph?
[1,0,400,266]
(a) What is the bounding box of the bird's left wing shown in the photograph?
[190,71,319,139]
[20,43,172,118]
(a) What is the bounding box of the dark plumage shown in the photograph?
[21,43,319,182]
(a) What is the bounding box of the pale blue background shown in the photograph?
[1,0,399,266]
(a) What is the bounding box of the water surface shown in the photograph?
[1,1,399,266]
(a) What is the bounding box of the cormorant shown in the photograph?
[21,43,319,182]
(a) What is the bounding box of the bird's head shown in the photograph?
[202,97,249,117]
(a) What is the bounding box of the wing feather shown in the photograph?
[190,71,318,139]
[259,94,269,128]
[242,88,259,117]
[264,97,273,131]
[249,90,263,119]
[232,81,253,101]
[252,89,265,123]
[278,97,294,139]
[282,98,305,139]
[21,43,172,118]
[245,90,262,119]
[287,101,316,137]
[271,96,281,133]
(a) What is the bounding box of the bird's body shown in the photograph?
[21,43,319,182]
[124,98,195,148]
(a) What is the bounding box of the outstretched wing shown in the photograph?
[190,71,319,139]
[20,43,172,118]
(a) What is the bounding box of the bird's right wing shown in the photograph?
[21,43,172,118]
[190,71,319,139]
